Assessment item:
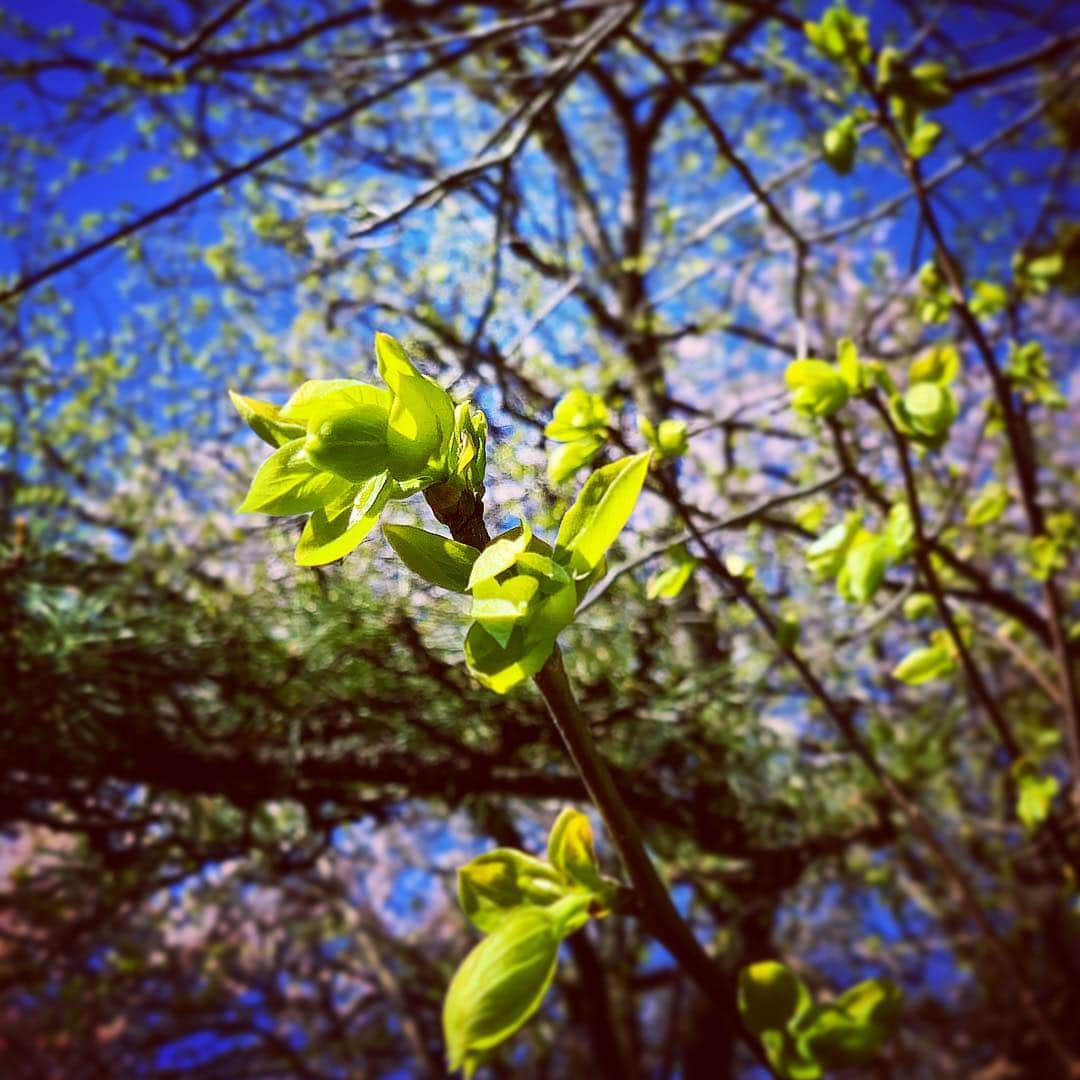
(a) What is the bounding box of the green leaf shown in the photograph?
[279,379,389,424]
[883,503,914,562]
[512,557,578,641]
[468,524,534,589]
[737,961,811,1036]
[892,643,955,684]
[802,978,903,1069]
[229,390,305,448]
[639,416,690,459]
[555,452,652,575]
[547,435,603,485]
[906,117,941,159]
[647,546,697,600]
[805,513,861,578]
[375,332,455,480]
[879,54,952,111]
[804,6,870,65]
[970,280,1007,318]
[965,483,1009,526]
[795,500,828,533]
[839,534,889,604]
[784,359,850,417]
[777,612,801,649]
[1025,252,1064,279]
[864,360,897,396]
[655,418,689,458]
[238,438,351,516]
[875,45,902,91]
[834,977,903,1029]
[451,401,488,493]
[547,808,604,893]
[1029,534,1066,581]
[443,906,562,1077]
[910,61,952,108]
[1005,341,1066,410]
[463,621,557,694]
[892,382,957,444]
[905,379,949,418]
[469,575,540,647]
[725,553,754,579]
[916,261,952,323]
[457,850,570,934]
[1005,341,1049,386]
[544,389,609,442]
[823,116,858,175]
[1014,249,1063,294]
[470,549,577,651]
[383,524,479,593]
[908,343,960,386]
[1013,762,1060,831]
[295,474,391,566]
[902,592,935,620]
[801,1007,881,1069]
[836,337,863,391]
[303,399,390,482]
[763,1029,823,1080]
[907,382,950,423]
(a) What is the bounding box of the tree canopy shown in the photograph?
[1,0,1078,1076]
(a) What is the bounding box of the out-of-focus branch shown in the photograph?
[0,12,582,306]
[859,64,1080,814]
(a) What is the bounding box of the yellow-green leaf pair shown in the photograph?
[230,334,462,565]
[638,414,689,459]
[463,524,579,694]
[891,628,957,685]
[1012,759,1060,832]
[805,502,912,606]
[822,114,858,175]
[888,343,960,447]
[445,810,616,1076]
[1005,341,1067,410]
[804,5,870,66]
[785,339,864,419]
[647,543,697,601]
[455,810,611,936]
[462,453,650,693]
[738,960,903,1078]
[544,388,610,485]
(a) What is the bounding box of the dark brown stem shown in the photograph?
[859,62,1080,819]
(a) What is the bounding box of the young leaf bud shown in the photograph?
[443,907,561,1077]
[375,332,455,480]
[784,359,851,418]
[303,402,390,483]
[546,808,604,892]
[737,960,809,1035]
[457,849,569,933]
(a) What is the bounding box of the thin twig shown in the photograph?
[578,471,844,616]
[0,13,590,305]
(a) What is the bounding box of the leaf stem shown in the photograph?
[532,648,729,1002]
[429,486,772,1067]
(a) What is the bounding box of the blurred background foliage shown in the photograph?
[0,0,1078,1075]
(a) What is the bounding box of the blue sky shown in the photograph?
[3,1,1077,1074]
